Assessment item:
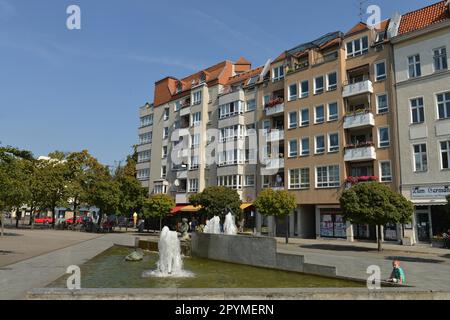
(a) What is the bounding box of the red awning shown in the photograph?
[171,205,187,215]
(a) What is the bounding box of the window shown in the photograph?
[174,101,182,112]
[378,127,390,148]
[300,108,309,126]
[289,168,310,189]
[246,99,256,112]
[289,139,298,158]
[314,76,324,94]
[191,134,200,149]
[380,161,392,182]
[163,127,169,139]
[377,94,389,114]
[315,105,325,124]
[173,120,181,129]
[408,55,421,78]
[191,112,201,126]
[217,175,243,189]
[288,84,298,101]
[140,115,153,127]
[413,144,428,172]
[437,92,450,120]
[162,146,168,159]
[263,95,270,107]
[346,36,369,58]
[189,179,199,193]
[220,125,245,142]
[327,72,337,91]
[300,80,309,98]
[218,149,244,166]
[137,169,150,181]
[262,119,270,133]
[441,141,450,169]
[272,66,284,82]
[138,150,151,163]
[288,111,297,129]
[410,97,425,123]
[139,132,152,144]
[163,108,170,121]
[193,91,202,105]
[245,175,255,187]
[300,137,310,156]
[154,185,167,194]
[315,135,325,154]
[327,102,338,121]
[328,133,339,153]
[316,165,340,188]
[434,47,448,71]
[219,101,243,119]
[161,166,167,179]
[190,156,199,170]
[375,61,387,81]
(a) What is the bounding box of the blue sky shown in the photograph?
[0,0,435,166]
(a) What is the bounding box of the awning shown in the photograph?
[240,203,253,210]
[181,205,202,212]
[171,205,186,214]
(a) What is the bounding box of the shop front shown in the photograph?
[409,185,450,244]
[316,207,348,239]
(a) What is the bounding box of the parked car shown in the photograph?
[34,217,54,224]
[65,216,92,224]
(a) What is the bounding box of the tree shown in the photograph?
[340,182,413,251]
[0,146,34,230]
[114,155,146,220]
[65,150,103,225]
[142,194,175,231]
[189,186,242,220]
[38,154,70,228]
[254,189,297,243]
[85,165,120,228]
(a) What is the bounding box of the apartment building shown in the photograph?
[137,1,450,245]
[391,1,450,244]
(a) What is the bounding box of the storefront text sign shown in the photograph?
[411,185,450,199]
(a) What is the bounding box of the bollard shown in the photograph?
[134,237,140,249]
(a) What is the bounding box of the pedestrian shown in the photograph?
[387,260,406,284]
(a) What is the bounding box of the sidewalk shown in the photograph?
[0,233,135,300]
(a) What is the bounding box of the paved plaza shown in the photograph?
[1,229,450,299]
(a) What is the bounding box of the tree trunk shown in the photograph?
[73,200,78,227]
[97,213,103,233]
[285,215,289,244]
[159,217,162,232]
[51,206,56,229]
[377,225,383,252]
[1,212,4,236]
[30,207,35,230]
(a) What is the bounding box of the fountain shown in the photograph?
[203,216,221,234]
[142,227,193,278]
[223,212,237,235]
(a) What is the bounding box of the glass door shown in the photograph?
[416,212,431,242]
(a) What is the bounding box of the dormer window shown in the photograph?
[200,72,206,83]
[375,31,387,43]
[346,36,369,58]
[176,82,182,94]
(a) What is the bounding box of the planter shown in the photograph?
[431,239,445,248]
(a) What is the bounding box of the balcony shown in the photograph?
[265,158,285,170]
[266,130,285,142]
[344,111,375,129]
[180,107,191,117]
[344,145,376,162]
[345,176,379,189]
[265,101,285,117]
[342,80,373,98]
[175,193,189,204]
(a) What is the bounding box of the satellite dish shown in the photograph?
[174,179,180,187]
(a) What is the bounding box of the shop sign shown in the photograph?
[411,185,450,199]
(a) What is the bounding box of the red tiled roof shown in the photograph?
[345,22,368,36]
[398,1,449,35]
[235,56,251,65]
[226,66,264,86]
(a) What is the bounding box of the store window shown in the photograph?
[320,208,346,238]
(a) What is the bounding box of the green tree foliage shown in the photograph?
[254,189,296,218]
[115,155,146,218]
[142,194,175,231]
[189,186,242,219]
[340,182,413,251]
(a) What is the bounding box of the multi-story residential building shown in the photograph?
[391,1,450,244]
[137,1,450,245]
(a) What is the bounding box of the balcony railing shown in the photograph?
[265,98,285,116]
[265,130,285,142]
[345,176,379,189]
[286,61,309,74]
[342,80,373,98]
[344,110,375,129]
[264,158,285,169]
[344,145,376,162]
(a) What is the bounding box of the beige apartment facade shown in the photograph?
[137,1,448,245]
